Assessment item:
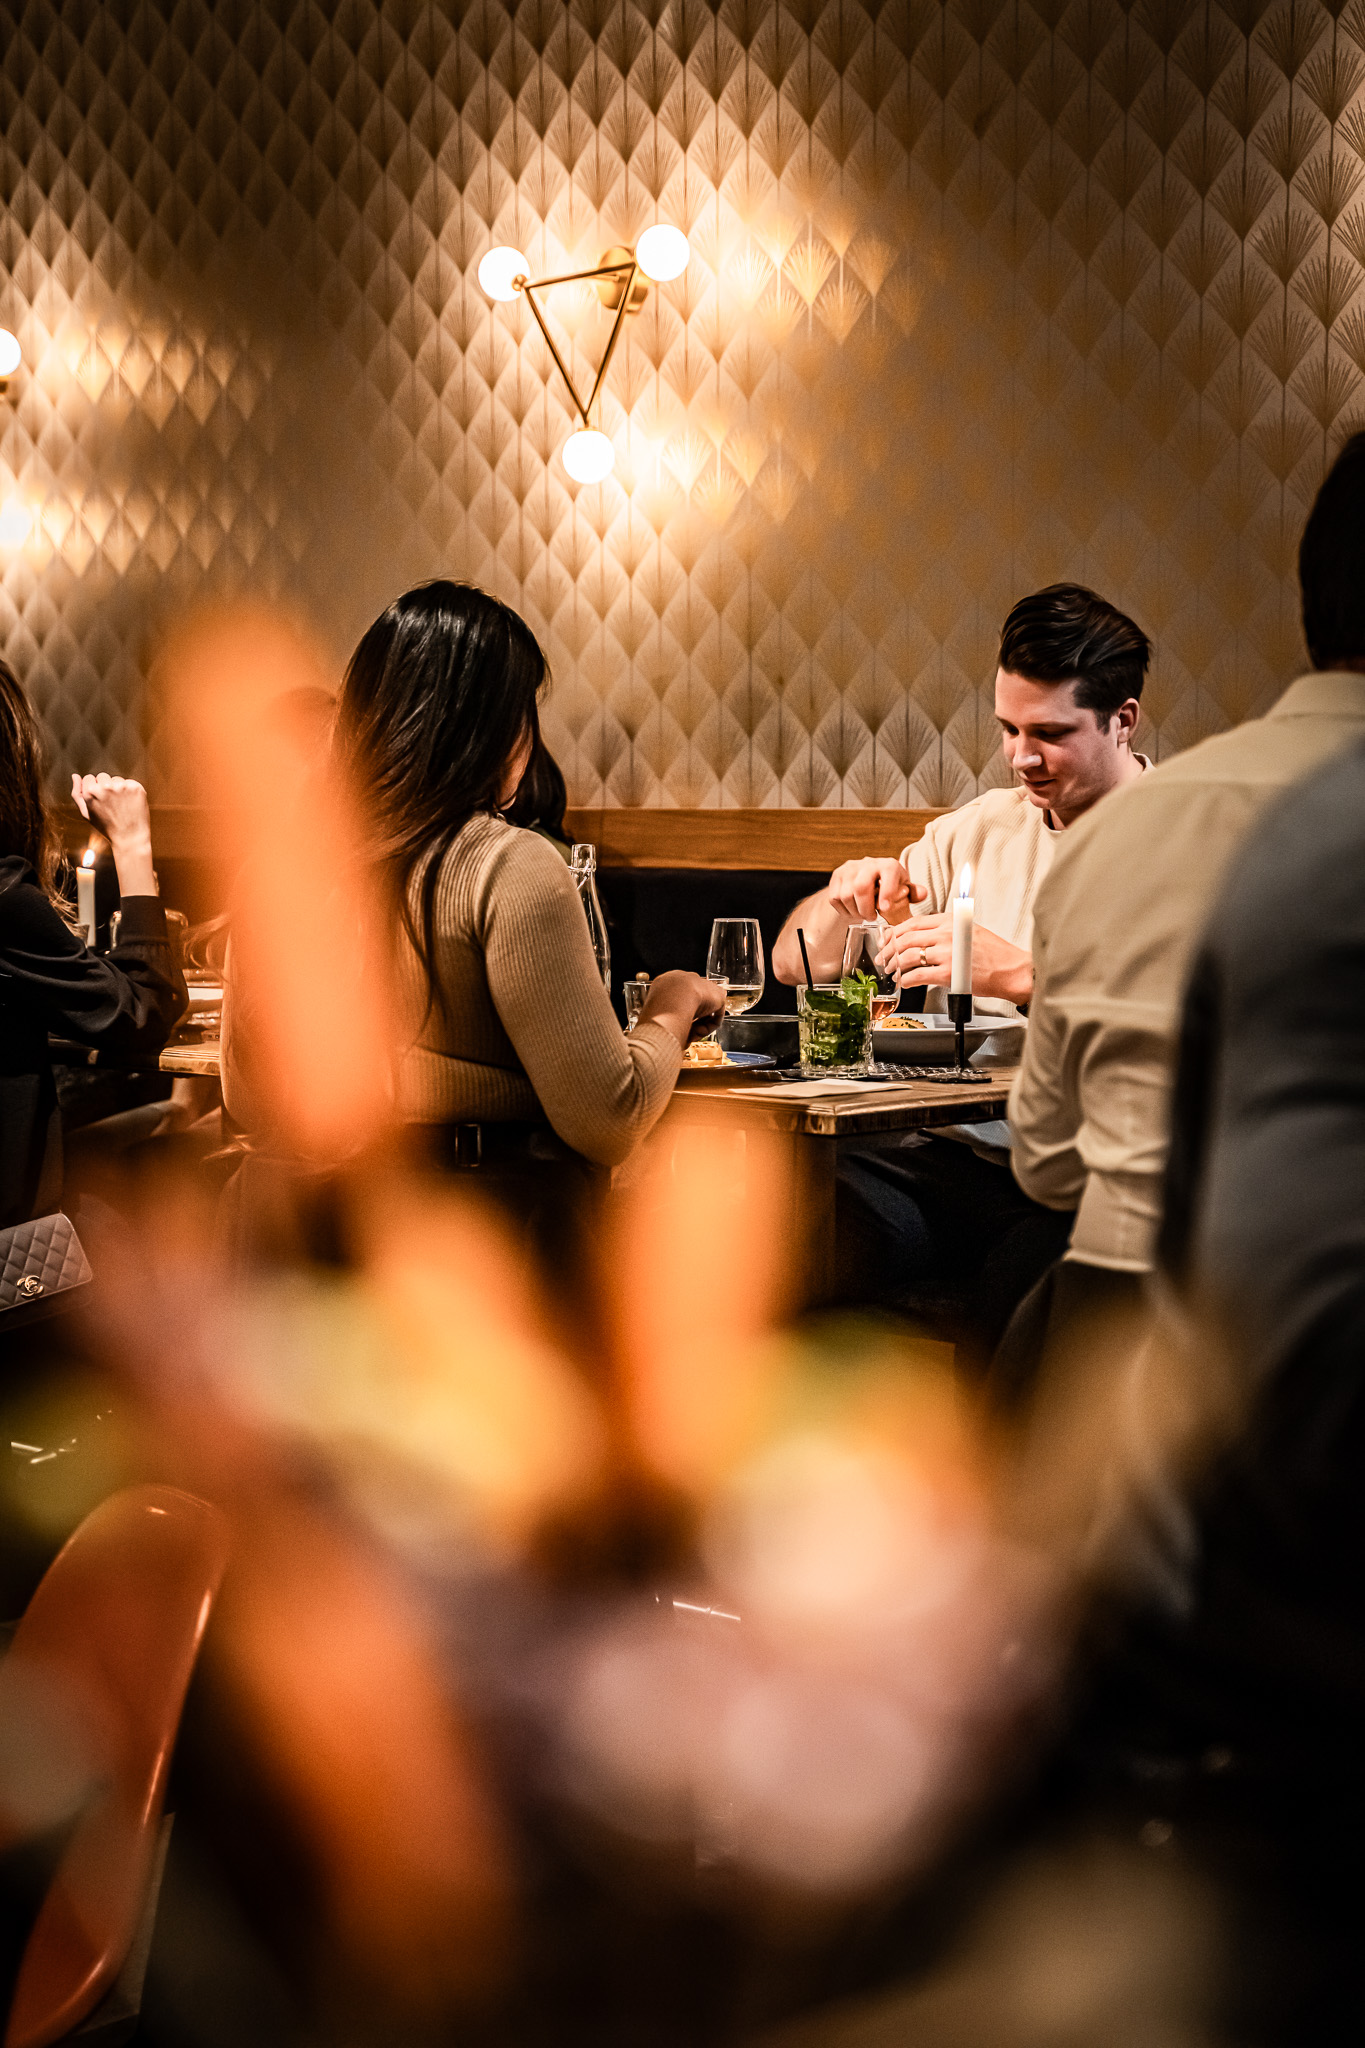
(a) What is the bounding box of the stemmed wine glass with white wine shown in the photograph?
[706,918,766,1040]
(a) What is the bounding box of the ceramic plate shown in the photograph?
[680,1049,775,1071]
[872,1014,1025,1063]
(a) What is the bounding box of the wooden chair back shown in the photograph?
[2,1485,230,2048]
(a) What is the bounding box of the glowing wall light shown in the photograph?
[561,430,617,484]
[478,228,690,483]
[0,328,20,407]
[477,247,529,302]
[634,226,691,283]
[0,498,32,549]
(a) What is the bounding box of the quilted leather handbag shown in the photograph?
[0,1212,93,1322]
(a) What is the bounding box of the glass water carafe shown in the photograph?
[570,842,611,992]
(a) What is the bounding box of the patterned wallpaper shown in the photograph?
[1,0,1362,809]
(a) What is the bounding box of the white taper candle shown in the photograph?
[77,855,96,947]
[950,862,974,994]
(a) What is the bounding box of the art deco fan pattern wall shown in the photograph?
[1,0,1362,807]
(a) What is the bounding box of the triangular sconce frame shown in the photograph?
[514,256,641,430]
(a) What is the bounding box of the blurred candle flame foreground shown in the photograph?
[156,606,395,1165]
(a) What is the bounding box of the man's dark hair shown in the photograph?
[1300,432,1365,668]
[998,583,1151,722]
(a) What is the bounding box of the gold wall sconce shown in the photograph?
[478,226,690,483]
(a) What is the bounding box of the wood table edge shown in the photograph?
[665,1068,1017,1137]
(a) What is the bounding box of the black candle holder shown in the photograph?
[947,991,972,1073]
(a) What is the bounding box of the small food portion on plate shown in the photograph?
[876,1015,930,1029]
[681,1040,727,1065]
[679,1045,773,1069]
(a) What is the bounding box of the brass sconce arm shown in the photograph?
[513,257,641,431]
[525,258,637,292]
[518,287,591,429]
[582,259,637,422]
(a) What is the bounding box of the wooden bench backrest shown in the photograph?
[561,809,947,870]
[71,807,948,873]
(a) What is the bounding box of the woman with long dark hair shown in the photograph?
[502,733,572,855]
[334,581,719,1183]
[0,659,186,1230]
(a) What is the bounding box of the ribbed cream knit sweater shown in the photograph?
[396,813,680,1165]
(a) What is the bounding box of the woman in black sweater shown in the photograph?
[0,660,186,1230]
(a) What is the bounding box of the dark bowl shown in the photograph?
[719,1011,800,1060]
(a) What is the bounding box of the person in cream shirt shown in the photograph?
[772,584,1154,1357]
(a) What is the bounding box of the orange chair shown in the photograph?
[0,1485,230,2048]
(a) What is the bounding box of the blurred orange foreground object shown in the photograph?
[3,1485,230,2048]
[155,605,395,1163]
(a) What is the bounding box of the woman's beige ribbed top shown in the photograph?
[396,813,680,1166]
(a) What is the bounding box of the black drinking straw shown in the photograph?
[797,927,815,990]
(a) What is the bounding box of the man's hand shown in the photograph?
[827,857,920,926]
[878,914,1034,1007]
[773,859,923,985]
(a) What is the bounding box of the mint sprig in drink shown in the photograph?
[796,975,874,1074]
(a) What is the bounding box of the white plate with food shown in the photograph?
[872,1012,1026,1063]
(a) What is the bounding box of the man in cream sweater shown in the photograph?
[1009,436,1365,1350]
[773,585,1152,1345]
[774,585,1152,1005]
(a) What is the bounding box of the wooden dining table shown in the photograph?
[665,1063,1018,1293]
[157,1041,1016,1126]
[158,1040,223,1077]
[152,1040,1017,1293]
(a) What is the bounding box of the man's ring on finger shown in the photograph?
[919,946,931,968]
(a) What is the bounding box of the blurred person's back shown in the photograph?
[1122,736,1365,1787]
[1000,434,1365,1409]
[1051,738,1365,2044]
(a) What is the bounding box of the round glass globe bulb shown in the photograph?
[0,330,20,378]
[634,225,690,283]
[562,429,615,484]
[477,246,530,302]
[0,498,32,550]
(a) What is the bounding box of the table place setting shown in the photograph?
[727,1077,905,1103]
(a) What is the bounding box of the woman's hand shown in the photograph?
[72,773,157,898]
[639,970,726,1050]
[878,915,1034,1007]
[72,773,152,851]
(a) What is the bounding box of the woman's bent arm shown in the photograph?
[480,835,681,1166]
[0,862,186,1053]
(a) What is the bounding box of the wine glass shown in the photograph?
[706,918,765,1044]
[842,922,900,1022]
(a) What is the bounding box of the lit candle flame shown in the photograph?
[957,863,973,900]
[81,846,96,869]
